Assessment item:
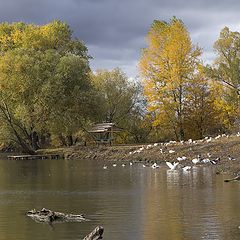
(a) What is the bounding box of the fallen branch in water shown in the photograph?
[224,175,240,182]
[26,208,87,223]
[83,226,104,240]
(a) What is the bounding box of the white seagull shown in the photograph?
[177,156,187,161]
[207,153,212,158]
[151,163,160,169]
[166,161,179,170]
[192,158,200,164]
[202,158,210,164]
[206,137,212,143]
[182,166,191,171]
[210,157,221,165]
[192,154,202,164]
[228,155,236,161]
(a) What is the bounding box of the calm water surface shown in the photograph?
[0,155,240,240]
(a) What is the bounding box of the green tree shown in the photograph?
[92,68,148,143]
[0,21,92,153]
[92,68,139,124]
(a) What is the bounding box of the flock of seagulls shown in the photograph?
[129,133,240,156]
[102,160,190,171]
[191,154,221,165]
[102,153,235,171]
[102,132,240,171]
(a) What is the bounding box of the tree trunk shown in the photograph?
[179,124,185,141]
[31,131,39,150]
[0,103,35,154]
[14,130,35,154]
[66,135,73,146]
[58,134,67,146]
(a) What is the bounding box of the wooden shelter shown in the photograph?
[88,123,122,145]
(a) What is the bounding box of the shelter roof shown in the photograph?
[88,123,122,133]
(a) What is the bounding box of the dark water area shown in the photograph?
[0,155,240,240]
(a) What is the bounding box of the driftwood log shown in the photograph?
[224,175,240,182]
[83,226,104,240]
[27,208,87,223]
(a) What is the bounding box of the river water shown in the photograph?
[0,156,240,240]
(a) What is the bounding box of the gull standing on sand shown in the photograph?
[210,157,221,165]
[228,155,236,161]
[192,154,202,164]
[207,153,212,158]
[202,158,210,164]
[177,156,187,161]
[146,144,152,149]
[206,137,212,143]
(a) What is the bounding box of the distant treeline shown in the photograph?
[0,19,239,153]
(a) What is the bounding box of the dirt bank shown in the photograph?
[54,134,240,175]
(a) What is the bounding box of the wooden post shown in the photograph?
[83,226,104,240]
[110,126,113,146]
[224,175,240,182]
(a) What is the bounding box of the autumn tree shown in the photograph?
[211,27,240,96]
[184,68,220,138]
[0,21,92,153]
[139,17,201,140]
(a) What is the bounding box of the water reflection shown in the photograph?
[0,156,239,240]
[141,166,240,240]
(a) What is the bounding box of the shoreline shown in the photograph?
[2,134,240,176]
[62,134,240,175]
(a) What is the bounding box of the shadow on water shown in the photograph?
[0,156,239,240]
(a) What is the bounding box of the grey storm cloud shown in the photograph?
[0,0,240,77]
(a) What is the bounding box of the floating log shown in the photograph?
[83,226,104,240]
[224,175,240,182]
[26,208,87,223]
[8,154,62,160]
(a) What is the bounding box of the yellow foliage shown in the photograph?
[139,17,201,140]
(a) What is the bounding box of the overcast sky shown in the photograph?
[0,0,240,78]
